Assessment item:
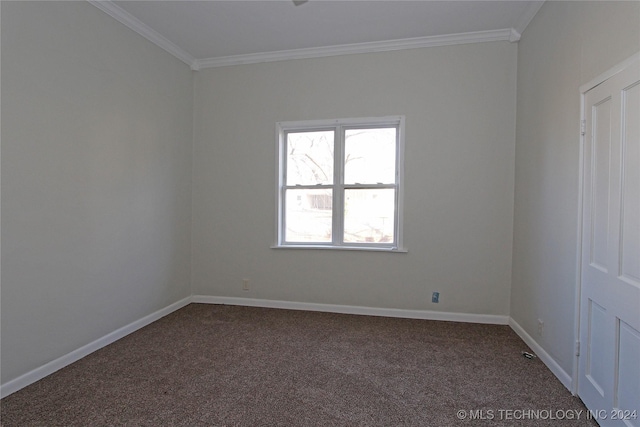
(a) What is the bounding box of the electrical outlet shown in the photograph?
[432,292,440,303]
[242,279,249,291]
[537,319,544,336]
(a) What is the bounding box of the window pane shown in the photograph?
[285,189,332,242]
[286,131,334,185]
[344,128,396,184]
[344,189,395,244]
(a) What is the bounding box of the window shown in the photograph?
[275,117,405,251]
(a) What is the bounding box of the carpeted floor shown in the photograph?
[1,304,597,426]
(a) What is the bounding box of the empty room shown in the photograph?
[1,1,639,425]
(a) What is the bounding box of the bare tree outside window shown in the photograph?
[280,120,401,248]
[285,131,334,242]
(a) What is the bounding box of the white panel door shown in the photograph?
[579,56,640,427]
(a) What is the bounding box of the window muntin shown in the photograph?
[277,117,404,251]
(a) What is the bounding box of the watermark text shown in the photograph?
[455,408,638,421]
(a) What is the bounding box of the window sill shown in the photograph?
[271,245,408,253]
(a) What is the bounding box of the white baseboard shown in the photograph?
[0,296,192,399]
[192,295,510,325]
[508,317,573,391]
[6,295,571,400]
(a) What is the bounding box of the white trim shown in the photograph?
[85,2,521,70]
[8,293,582,399]
[573,51,640,397]
[573,92,586,396]
[191,295,509,325]
[87,0,198,70]
[277,116,404,130]
[579,52,640,94]
[513,1,545,36]
[275,116,406,251]
[508,28,522,44]
[194,28,519,69]
[509,318,573,392]
[0,296,192,398]
[270,245,408,253]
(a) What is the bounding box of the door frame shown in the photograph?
[573,51,640,395]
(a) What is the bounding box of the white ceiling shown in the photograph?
[91,1,544,69]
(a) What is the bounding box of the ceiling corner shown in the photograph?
[514,1,545,36]
[87,0,196,68]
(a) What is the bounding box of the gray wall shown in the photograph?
[192,42,518,315]
[1,2,194,383]
[512,1,640,375]
[6,0,637,393]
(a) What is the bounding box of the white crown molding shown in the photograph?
[514,1,545,36]
[509,28,521,43]
[194,28,520,70]
[87,0,198,70]
[87,0,525,71]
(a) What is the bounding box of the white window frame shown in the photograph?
[274,116,406,252]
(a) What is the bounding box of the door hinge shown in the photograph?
[580,120,586,136]
[575,340,581,357]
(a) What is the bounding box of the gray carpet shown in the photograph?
[1,304,596,426]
